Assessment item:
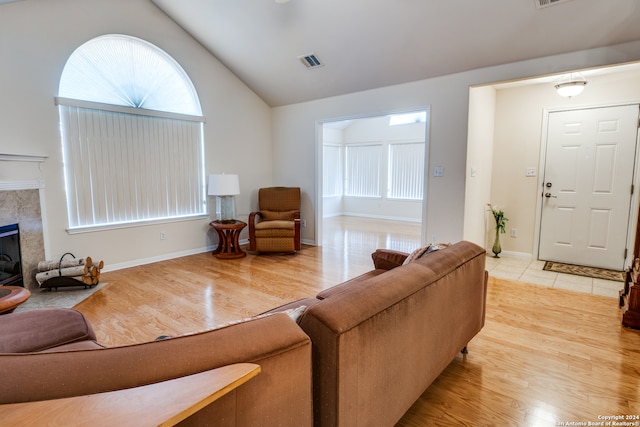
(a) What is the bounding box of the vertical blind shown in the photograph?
[388,142,425,199]
[59,103,205,229]
[345,144,382,197]
[330,141,424,200]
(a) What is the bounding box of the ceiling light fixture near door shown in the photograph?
[298,53,323,69]
[554,73,587,97]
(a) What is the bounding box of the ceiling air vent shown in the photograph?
[298,53,323,69]
[535,0,574,8]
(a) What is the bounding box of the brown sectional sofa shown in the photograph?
[0,240,487,426]
[0,311,313,427]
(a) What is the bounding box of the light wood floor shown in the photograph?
[76,216,640,426]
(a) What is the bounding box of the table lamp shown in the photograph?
[208,174,240,223]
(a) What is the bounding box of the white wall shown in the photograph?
[488,68,640,258]
[464,86,496,249]
[321,126,343,218]
[0,0,272,270]
[273,41,640,246]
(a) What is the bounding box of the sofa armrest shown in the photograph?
[371,249,409,270]
[248,211,263,251]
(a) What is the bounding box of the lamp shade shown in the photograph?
[208,174,240,196]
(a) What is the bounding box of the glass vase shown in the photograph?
[492,228,502,258]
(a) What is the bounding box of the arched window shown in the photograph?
[57,34,205,231]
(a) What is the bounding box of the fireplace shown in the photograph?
[0,223,23,287]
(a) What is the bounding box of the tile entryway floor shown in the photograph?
[486,254,623,299]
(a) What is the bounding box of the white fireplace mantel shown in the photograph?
[0,153,48,190]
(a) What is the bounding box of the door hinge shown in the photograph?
[625,248,628,259]
[632,184,635,195]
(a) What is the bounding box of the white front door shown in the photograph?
[538,104,639,270]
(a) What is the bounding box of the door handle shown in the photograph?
[545,192,557,198]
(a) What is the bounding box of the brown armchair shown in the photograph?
[249,187,301,253]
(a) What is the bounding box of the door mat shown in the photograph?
[543,261,625,282]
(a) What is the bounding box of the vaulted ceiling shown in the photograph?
[152,0,640,107]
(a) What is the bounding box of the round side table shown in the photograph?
[210,220,247,259]
[0,286,31,314]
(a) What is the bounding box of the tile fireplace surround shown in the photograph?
[0,189,45,290]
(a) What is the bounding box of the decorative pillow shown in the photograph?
[371,249,410,270]
[402,243,448,265]
[286,305,307,323]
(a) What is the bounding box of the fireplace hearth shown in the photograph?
[0,223,23,287]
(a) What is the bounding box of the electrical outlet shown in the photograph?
[160,231,166,240]
[510,228,517,238]
[433,166,444,177]
[301,219,307,228]
[525,167,537,177]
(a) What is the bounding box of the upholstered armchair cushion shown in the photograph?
[249,187,301,253]
[260,210,298,221]
[255,223,296,235]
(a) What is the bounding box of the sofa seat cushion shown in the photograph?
[0,308,97,353]
[316,269,386,300]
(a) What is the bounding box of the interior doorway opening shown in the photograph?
[317,110,429,253]
[464,61,640,271]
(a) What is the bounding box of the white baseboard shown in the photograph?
[103,246,213,272]
[104,237,318,272]
[488,250,533,259]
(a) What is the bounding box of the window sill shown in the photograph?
[66,214,209,235]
